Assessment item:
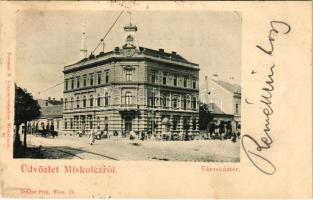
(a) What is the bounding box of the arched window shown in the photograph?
[125,92,132,105]
[83,96,86,108]
[104,92,109,106]
[90,95,93,107]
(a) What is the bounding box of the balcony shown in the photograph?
[115,104,139,112]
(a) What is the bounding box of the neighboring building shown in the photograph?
[200,75,241,131]
[62,23,200,137]
[27,98,64,134]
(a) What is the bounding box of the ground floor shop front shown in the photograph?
[63,109,199,138]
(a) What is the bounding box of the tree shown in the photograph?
[199,102,213,130]
[14,85,40,148]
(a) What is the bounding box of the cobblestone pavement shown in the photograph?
[27,134,240,162]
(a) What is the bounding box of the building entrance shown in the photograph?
[125,117,132,134]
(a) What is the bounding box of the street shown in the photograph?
[27,135,240,162]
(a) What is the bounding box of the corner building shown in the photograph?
[63,24,200,137]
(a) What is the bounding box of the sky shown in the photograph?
[16,10,241,99]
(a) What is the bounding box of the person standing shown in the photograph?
[89,129,96,145]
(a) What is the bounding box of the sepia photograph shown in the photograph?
[1,1,312,198]
[13,10,241,161]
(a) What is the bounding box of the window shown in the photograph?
[151,71,156,83]
[90,74,94,86]
[65,79,68,90]
[125,70,133,81]
[173,75,177,86]
[161,96,166,107]
[192,118,197,130]
[83,75,87,87]
[97,117,100,129]
[74,116,79,129]
[236,103,239,113]
[76,77,80,88]
[192,79,196,89]
[97,94,101,107]
[105,71,109,83]
[184,77,188,87]
[83,96,86,108]
[192,97,197,110]
[70,97,74,109]
[88,116,93,129]
[64,119,67,129]
[151,90,156,107]
[104,116,108,131]
[172,97,178,109]
[76,96,80,109]
[64,98,67,110]
[183,96,187,110]
[183,118,190,130]
[71,78,74,89]
[97,72,101,84]
[70,118,73,129]
[163,73,167,84]
[104,93,109,106]
[172,117,178,130]
[90,95,93,107]
[125,92,132,105]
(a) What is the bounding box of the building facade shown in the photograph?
[25,98,63,134]
[62,23,200,138]
[200,75,241,131]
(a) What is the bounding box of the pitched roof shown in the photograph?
[37,99,63,108]
[212,79,241,93]
[39,104,63,118]
[139,47,196,65]
[69,46,198,67]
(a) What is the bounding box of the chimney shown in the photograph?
[60,98,63,102]
[52,98,55,101]
[172,51,176,55]
[80,32,87,59]
[159,48,164,53]
[48,97,51,101]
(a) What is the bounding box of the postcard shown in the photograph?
[0,1,312,198]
